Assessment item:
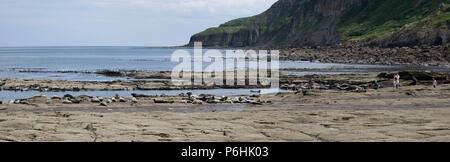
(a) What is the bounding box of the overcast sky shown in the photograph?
[0,0,277,47]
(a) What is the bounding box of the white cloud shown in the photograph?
[86,0,278,17]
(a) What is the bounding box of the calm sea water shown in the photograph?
[0,46,401,81]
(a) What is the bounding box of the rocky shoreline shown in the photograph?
[1,70,449,109]
[0,78,269,92]
[1,81,450,142]
[2,70,449,93]
[279,45,450,67]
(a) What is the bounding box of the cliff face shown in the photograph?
[188,0,450,48]
[369,3,450,47]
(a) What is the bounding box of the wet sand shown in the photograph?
[0,83,449,142]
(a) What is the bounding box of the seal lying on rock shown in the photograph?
[153,99,175,104]
[131,97,138,103]
[131,93,151,98]
[91,97,101,103]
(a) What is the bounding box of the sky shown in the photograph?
[0,0,278,47]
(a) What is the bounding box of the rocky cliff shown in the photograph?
[187,0,450,48]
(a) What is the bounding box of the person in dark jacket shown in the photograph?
[444,76,450,84]
[409,76,418,86]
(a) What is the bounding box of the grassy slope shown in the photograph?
[193,16,256,36]
[337,0,447,41]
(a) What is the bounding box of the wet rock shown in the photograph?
[379,71,449,80]
[405,91,418,96]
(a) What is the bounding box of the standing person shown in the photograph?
[393,73,400,89]
[409,76,418,86]
[393,78,397,89]
[444,76,450,84]
[433,78,438,88]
